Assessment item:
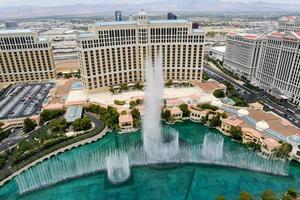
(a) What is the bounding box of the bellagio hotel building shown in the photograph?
[77,12,205,93]
[0,29,55,88]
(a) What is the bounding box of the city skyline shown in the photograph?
[0,0,298,7]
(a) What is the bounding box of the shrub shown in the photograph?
[114,100,126,105]
[120,83,128,91]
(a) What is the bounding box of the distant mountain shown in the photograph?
[0,0,299,19]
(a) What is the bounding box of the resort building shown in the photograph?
[224,32,263,81]
[77,11,205,93]
[0,29,55,88]
[241,127,262,144]
[119,114,134,131]
[221,116,243,136]
[278,16,300,32]
[170,107,183,120]
[255,31,300,106]
[261,138,280,154]
[189,108,209,122]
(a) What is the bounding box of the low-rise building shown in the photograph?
[207,46,226,61]
[189,107,209,122]
[194,80,226,94]
[166,98,184,108]
[242,127,262,144]
[119,114,133,131]
[170,107,183,120]
[221,116,243,136]
[261,138,280,154]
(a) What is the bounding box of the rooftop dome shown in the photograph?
[138,11,147,16]
[211,100,223,108]
[238,108,249,117]
[256,120,269,132]
[287,135,300,145]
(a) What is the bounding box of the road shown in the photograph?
[203,65,300,128]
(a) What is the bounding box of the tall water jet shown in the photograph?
[201,133,224,161]
[106,151,130,184]
[142,53,179,160]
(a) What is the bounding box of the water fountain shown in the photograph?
[106,151,130,184]
[14,53,290,194]
[201,133,224,161]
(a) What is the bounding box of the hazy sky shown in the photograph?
[0,0,298,7]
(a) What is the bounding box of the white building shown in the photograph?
[256,31,300,106]
[224,32,263,81]
[0,29,55,88]
[278,16,300,32]
[207,46,226,62]
[77,11,205,93]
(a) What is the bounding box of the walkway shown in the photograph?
[0,116,108,187]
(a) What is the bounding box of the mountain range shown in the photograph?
[0,0,299,19]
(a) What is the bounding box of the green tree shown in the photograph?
[213,89,225,98]
[201,114,209,124]
[238,192,253,200]
[23,118,37,133]
[40,109,65,124]
[165,80,173,87]
[120,83,128,91]
[215,196,226,200]
[209,115,221,128]
[162,109,171,120]
[50,118,67,132]
[131,108,141,128]
[276,143,293,158]
[281,188,298,200]
[72,116,91,131]
[229,126,242,141]
[179,104,190,117]
[261,189,277,200]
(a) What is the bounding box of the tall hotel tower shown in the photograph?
[0,29,55,88]
[77,11,205,93]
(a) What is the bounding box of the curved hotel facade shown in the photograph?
[77,12,205,93]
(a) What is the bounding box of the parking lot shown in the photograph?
[0,82,55,119]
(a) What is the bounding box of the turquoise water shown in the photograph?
[0,121,299,200]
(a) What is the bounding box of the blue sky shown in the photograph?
[0,0,298,7]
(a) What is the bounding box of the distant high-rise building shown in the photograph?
[0,29,55,87]
[4,21,18,29]
[278,16,300,32]
[256,31,300,106]
[167,12,177,20]
[192,22,199,29]
[224,32,263,81]
[115,11,122,21]
[77,11,204,93]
